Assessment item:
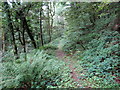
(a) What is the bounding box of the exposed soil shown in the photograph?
[56,49,88,87]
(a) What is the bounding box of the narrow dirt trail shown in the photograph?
[55,41,92,88]
[56,49,83,87]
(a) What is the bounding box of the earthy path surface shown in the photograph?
[56,49,84,87]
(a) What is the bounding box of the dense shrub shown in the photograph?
[0,50,74,88]
[49,37,62,48]
[39,45,58,50]
[39,45,58,56]
[62,31,98,53]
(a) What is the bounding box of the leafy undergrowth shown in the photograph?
[67,31,120,88]
[49,37,62,48]
[39,45,58,56]
[0,50,76,88]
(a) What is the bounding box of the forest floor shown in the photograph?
[55,41,120,88]
[56,46,91,88]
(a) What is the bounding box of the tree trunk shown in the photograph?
[49,2,55,39]
[19,10,37,48]
[47,2,51,42]
[4,2,18,57]
[2,30,6,53]
[39,3,44,46]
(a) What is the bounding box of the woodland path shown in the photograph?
[56,49,82,87]
[56,44,91,88]
[56,43,120,87]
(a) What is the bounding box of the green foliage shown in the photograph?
[79,31,120,87]
[39,45,58,56]
[2,50,15,62]
[87,76,120,88]
[62,2,120,88]
[0,50,74,88]
[39,45,58,50]
[49,38,61,47]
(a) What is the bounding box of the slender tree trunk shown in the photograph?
[4,2,18,57]
[50,2,55,34]
[2,30,6,53]
[18,10,37,48]
[47,3,51,42]
[22,29,26,53]
[18,13,26,53]
[23,16,37,48]
[39,3,44,46]
[17,13,27,60]
[18,30,24,46]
